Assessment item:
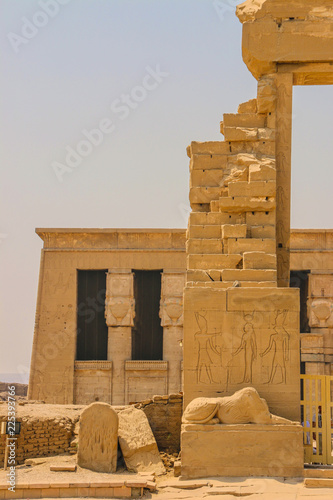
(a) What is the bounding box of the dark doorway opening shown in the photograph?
[76,270,108,360]
[290,270,310,333]
[132,270,163,360]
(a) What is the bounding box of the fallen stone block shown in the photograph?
[50,464,76,472]
[173,460,181,477]
[118,406,166,475]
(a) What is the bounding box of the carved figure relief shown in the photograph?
[105,297,135,326]
[159,271,185,326]
[308,298,333,328]
[105,272,135,327]
[190,305,295,391]
[195,312,221,385]
[159,297,183,326]
[231,315,257,384]
[260,310,290,384]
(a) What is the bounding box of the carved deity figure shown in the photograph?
[183,387,297,425]
[232,323,257,383]
[260,310,290,384]
[195,312,220,385]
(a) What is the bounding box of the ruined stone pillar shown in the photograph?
[275,72,293,288]
[105,270,135,405]
[303,271,333,374]
[160,271,185,394]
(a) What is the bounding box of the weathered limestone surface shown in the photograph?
[183,387,296,425]
[125,360,168,404]
[118,407,165,475]
[236,0,333,80]
[181,422,303,478]
[28,229,186,405]
[135,393,183,453]
[74,361,112,404]
[77,402,118,473]
[183,287,300,421]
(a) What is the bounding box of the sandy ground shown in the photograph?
[0,455,333,499]
[0,453,149,482]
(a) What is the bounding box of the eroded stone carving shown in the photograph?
[160,271,185,326]
[105,271,135,326]
[260,309,290,384]
[308,298,333,328]
[195,312,221,385]
[159,297,183,326]
[105,296,135,326]
[183,387,297,425]
[231,313,257,385]
[77,402,118,473]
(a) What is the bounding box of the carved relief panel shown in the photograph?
[159,271,185,326]
[183,286,300,421]
[309,273,333,298]
[308,298,333,328]
[105,270,135,327]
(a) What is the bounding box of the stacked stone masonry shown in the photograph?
[0,412,76,466]
[135,393,183,454]
[187,78,279,288]
[26,227,333,407]
[0,395,183,466]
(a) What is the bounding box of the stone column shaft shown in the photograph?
[275,71,293,287]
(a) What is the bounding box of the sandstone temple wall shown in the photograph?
[28,227,333,407]
[28,229,185,406]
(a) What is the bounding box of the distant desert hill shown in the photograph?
[0,382,28,401]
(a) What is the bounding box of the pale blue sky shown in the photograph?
[0,0,332,383]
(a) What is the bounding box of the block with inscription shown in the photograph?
[183,286,300,421]
[78,402,118,473]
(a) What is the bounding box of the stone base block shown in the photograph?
[181,423,304,478]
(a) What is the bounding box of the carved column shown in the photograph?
[305,272,333,375]
[105,269,135,405]
[275,71,293,287]
[160,271,185,394]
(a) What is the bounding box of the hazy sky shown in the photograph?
[1,0,332,383]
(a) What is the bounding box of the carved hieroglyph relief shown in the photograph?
[105,271,135,327]
[160,297,183,326]
[228,312,257,386]
[260,310,290,384]
[193,308,292,388]
[308,298,333,328]
[184,287,300,420]
[159,271,185,326]
[195,312,221,385]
